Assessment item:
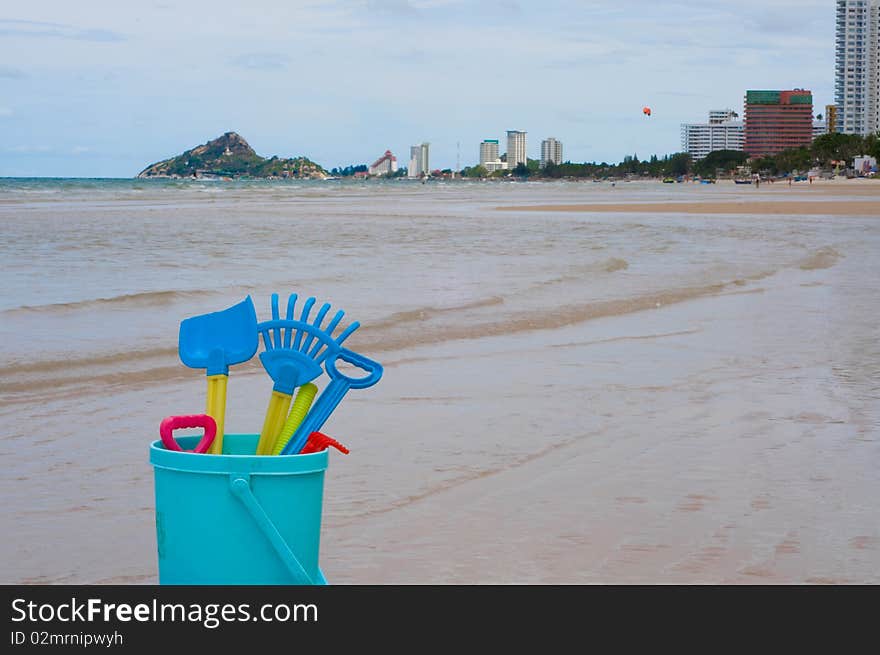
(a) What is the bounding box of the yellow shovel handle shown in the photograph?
[256,390,293,455]
[272,383,318,456]
[206,374,228,455]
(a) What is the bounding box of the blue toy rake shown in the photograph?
[254,293,359,455]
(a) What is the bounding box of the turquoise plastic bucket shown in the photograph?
[149,433,328,585]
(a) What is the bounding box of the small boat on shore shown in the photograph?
[734,179,753,185]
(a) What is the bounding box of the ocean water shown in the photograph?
[1,177,878,583]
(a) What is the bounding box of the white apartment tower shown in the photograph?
[540,138,563,167]
[835,0,880,135]
[479,139,506,172]
[479,139,499,165]
[680,110,744,160]
[506,130,527,168]
[408,143,430,178]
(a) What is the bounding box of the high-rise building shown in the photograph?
[708,109,738,124]
[540,138,563,167]
[681,109,744,160]
[408,143,430,178]
[368,150,398,176]
[835,0,880,135]
[506,130,527,168]
[479,139,506,172]
[479,139,499,164]
[825,104,839,133]
[743,90,814,157]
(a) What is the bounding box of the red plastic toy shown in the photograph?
[159,414,217,454]
[300,431,349,455]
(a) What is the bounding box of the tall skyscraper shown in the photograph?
[540,138,563,167]
[681,109,744,160]
[506,130,527,168]
[744,90,813,157]
[408,143,430,178]
[480,139,499,165]
[835,0,880,135]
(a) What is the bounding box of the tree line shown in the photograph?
[457,132,880,180]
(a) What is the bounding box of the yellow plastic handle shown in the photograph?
[256,390,293,455]
[205,374,228,455]
[272,383,318,456]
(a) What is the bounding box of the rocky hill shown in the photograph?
[136,132,328,179]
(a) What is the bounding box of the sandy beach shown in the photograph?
[1,179,878,584]
[498,179,880,216]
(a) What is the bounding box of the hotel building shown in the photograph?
[540,138,563,167]
[743,90,814,157]
[835,0,880,135]
[680,109,744,160]
[479,139,506,172]
[408,143,430,178]
[506,130,527,168]
[368,150,398,176]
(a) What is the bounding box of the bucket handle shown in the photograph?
[229,475,316,585]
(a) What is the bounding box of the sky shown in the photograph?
[0,0,836,177]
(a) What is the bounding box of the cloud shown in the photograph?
[0,19,125,42]
[71,146,91,154]
[0,107,12,117]
[228,52,291,71]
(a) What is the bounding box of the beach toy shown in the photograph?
[178,296,259,454]
[159,414,216,454]
[271,382,318,456]
[254,293,359,455]
[300,431,349,455]
[280,347,383,455]
[150,433,329,584]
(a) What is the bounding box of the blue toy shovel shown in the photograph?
[280,347,383,455]
[178,296,259,455]
[254,293,360,455]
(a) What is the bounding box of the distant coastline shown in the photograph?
[136,132,328,180]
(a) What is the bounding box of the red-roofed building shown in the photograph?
[368,150,398,176]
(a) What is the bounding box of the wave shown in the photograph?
[798,246,842,271]
[350,281,731,355]
[1,289,215,316]
[603,257,629,273]
[0,252,828,405]
[367,296,505,330]
[0,345,178,378]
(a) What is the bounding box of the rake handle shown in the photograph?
[255,390,292,455]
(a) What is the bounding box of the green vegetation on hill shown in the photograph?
[136,132,328,179]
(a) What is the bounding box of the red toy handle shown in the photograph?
[300,431,349,455]
[159,414,217,454]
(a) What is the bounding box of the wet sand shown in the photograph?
[498,201,880,216]
[1,180,878,584]
[498,179,880,215]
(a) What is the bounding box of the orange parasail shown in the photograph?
[643,107,652,117]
